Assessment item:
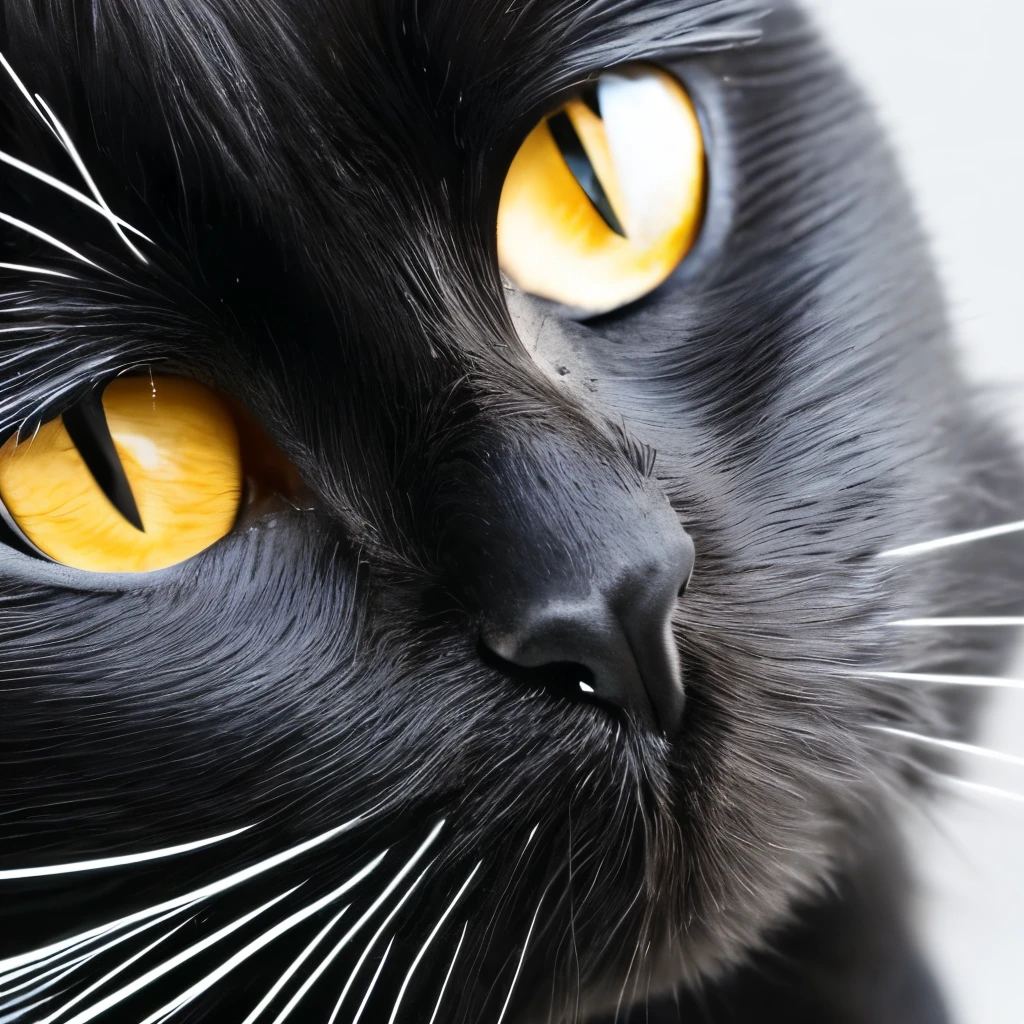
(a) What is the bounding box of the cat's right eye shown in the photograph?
[0,377,246,573]
[497,65,706,315]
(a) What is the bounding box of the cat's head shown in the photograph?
[1,1,1022,1021]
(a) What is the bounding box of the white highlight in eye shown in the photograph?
[878,518,1024,559]
[579,682,595,694]
[598,70,703,248]
[268,820,446,1024]
[0,825,251,881]
[385,862,481,1024]
[0,813,367,976]
[135,856,387,1024]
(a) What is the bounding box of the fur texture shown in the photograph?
[0,1,1022,1022]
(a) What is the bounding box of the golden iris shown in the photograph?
[0,377,243,572]
[498,66,706,314]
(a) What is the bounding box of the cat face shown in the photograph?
[1,1,1022,1021]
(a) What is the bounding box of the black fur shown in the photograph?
[0,1,1022,1022]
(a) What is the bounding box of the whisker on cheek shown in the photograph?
[0,825,253,881]
[51,889,299,1024]
[878,519,1024,559]
[0,904,196,1001]
[859,670,1024,690]
[889,617,1024,628]
[427,920,468,1024]
[496,889,547,1024]
[385,861,482,1024]
[326,864,434,1024]
[352,936,394,1024]
[34,919,195,1024]
[0,813,367,977]
[135,853,389,1024]
[240,907,348,1024]
[871,726,1024,770]
[267,820,446,1024]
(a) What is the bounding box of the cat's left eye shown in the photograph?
[497,65,706,315]
[0,377,246,573]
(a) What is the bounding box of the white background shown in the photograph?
[803,3,1024,1021]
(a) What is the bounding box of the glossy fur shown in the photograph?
[0,1,1022,1022]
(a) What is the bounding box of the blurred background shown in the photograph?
[805,2,1024,1021]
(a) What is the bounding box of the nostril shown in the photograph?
[478,640,597,701]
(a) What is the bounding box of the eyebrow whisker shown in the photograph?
[0,211,104,272]
[0,150,152,245]
[32,95,151,266]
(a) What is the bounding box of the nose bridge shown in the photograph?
[436,416,695,736]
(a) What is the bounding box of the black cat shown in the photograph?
[0,1,1021,1022]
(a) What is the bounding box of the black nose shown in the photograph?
[483,532,694,737]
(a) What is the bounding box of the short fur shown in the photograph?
[0,1,1022,1022]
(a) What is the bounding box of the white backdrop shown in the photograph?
[803,3,1024,1022]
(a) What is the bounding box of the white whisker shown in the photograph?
[427,921,468,1024]
[878,519,1024,559]
[0,211,102,271]
[386,862,482,1024]
[495,891,545,1024]
[0,813,367,975]
[326,865,433,1024]
[54,888,298,1024]
[137,853,387,1024]
[32,95,150,265]
[930,772,1024,804]
[890,618,1024,628]
[861,670,1024,691]
[0,993,54,1023]
[351,937,393,1024]
[0,150,152,243]
[873,726,1024,770]
[0,903,196,996]
[240,909,348,1024]
[0,53,51,130]
[35,919,194,1024]
[0,825,251,880]
[0,263,75,279]
[268,820,446,1024]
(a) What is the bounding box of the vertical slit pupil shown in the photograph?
[546,107,627,239]
[62,389,145,532]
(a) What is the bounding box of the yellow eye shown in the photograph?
[497,66,706,315]
[0,377,243,573]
